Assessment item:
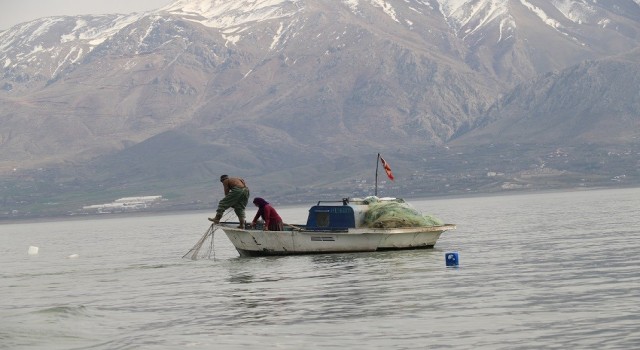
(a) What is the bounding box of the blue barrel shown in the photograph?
[445,252,459,267]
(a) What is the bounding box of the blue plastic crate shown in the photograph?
[445,252,459,267]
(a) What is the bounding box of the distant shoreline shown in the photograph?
[3,185,637,225]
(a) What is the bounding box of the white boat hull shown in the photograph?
[219,224,456,257]
[369,226,448,250]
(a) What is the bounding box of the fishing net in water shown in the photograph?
[362,196,444,228]
[183,210,236,260]
[182,224,217,260]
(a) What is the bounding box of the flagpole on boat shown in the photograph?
[375,153,380,196]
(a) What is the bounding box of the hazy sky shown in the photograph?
[0,0,172,30]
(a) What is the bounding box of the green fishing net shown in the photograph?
[362,196,444,228]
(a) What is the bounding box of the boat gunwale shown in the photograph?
[216,223,456,234]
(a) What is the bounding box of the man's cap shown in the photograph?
[220,174,229,182]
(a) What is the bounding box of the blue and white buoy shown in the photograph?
[445,252,459,267]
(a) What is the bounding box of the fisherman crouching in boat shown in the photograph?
[209,174,250,228]
[250,197,283,231]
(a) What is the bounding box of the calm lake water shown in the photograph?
[2,188,639,349]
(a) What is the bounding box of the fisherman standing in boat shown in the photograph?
[209,175,250,228]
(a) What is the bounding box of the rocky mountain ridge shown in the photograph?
[1,0,639,218]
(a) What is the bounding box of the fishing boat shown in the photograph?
[217,196,456,257]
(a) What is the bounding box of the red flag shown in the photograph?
[380,156,394,181]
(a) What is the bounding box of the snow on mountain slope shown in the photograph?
[0,14,142,78]
[159,0,303,46]
[160,0,300,28]
[161,0,402,27]
[3,0,640,86]
[158,0,579,47]
[435,0,599,44]
[159,0,402,45]
[437,0,640,45]
[551,0,597,23]
[438,0,511,37]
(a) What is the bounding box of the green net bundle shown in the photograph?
[362,196,444,228]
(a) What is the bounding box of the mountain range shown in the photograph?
[1,0,639,218]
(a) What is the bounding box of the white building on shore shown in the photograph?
[81,196,163,213]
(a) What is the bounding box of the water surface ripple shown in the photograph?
[2,188,639,349]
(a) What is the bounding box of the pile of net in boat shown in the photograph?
[362,196,444,228]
